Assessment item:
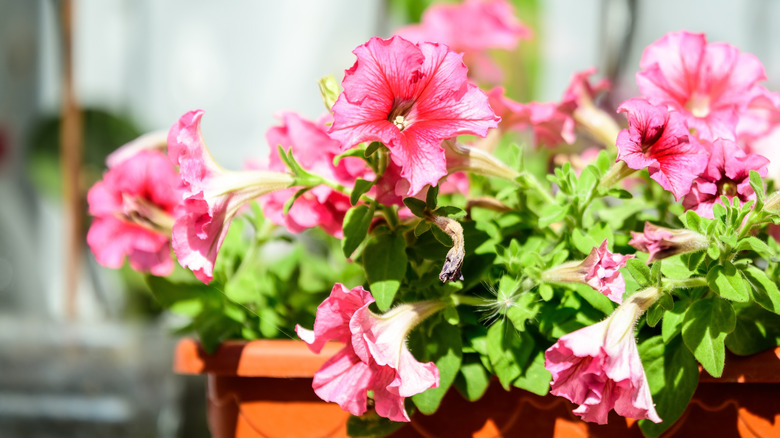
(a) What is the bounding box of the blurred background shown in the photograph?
[1,0,779,436]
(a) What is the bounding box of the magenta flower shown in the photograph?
[616,98,708,201]
[296,283,444,422]
[262,112,371,237]
[545,287,663,425]
[629,222,710,263]
[167,110,294,283]
[637,31,772,141]
[87,149,181,276]
[542,240,634,304]
[683,138,769,218]
[329,36,500,196]
[395,0,532,84]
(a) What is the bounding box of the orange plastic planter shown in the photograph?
[174,339,780,437]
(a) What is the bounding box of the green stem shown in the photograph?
[450,294,486,307]
[518,171,556,205]
[662,276,707,290]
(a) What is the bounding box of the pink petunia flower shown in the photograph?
[629,222,710,263]
[296,283,444,422]
[682,138,769,218]
[486,69,610,148]
[545,287,663,425]
[395,0,532,84]
[87,149,181,276]
[329,36,500,197]
[541,240,634,304]
[261,112,372,238]
[637,31,773,141]
[616,98,708,201]
[167,110,294,283]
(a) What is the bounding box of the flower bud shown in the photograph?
[629,222,710,262]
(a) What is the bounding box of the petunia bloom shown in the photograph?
[629,222,710,262]
[486,69,610,148]
[541,240,634,304]
[296,283,444,422]
[545,287,663,425]
[637,31,773,141]
[395,0,532,84]
[87,148,181,276]
[682,138,769,218]
[167,109,294,283]
[262,112,371,237]
[329,36,500,196]
[616,98,708,201]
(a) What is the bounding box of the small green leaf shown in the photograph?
[341,204,374,258]
[538,203,569,228]
[626,258,652,286]
[317,74,340,110]
[430,224,454,247]
[426,184,439,210]
[454,355,491,402]
[606,188,633,199]
[707,262,750,302]
[364,141,384,157]
[282,187,310,215]
[683,209,702,233]
[538,283,554,301]
[742,265,780,314]
[350,178,374,206]
[363,232,408,311]
[681,297,736,377]
[736,236,774,259]
[486,320,527,390]
[433,206,466,219]
[403,197,428,218]
[726,301,780,355]
[749,170,765,207]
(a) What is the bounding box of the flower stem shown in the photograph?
[518,171,556,205]
[450,294,486,307]
[662,276,707,290]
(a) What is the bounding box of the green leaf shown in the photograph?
[707,262,749,302]
[512,348,551,396]
[681,297,736,377]
[742,265,780,314]
[662,297,689,344]
[430,224,453,247]
[726,301,780,355]
[433,206,466,219]
[426,184,439,210]
[538,283,553,301]
[411,320,462,415]
[363,232,408,311]
[606,188,632,199]
[638,336,699,438]
[683,209,702,233]
[538,203,569,228]
[506,292,542,331]
[350,178,374,206]
[342,204,374,258]
[282,187,310,215]
[317,74,340,110]
[749,170,765,208]
[486,320,528,390]
[736,236,774,259]
[454,354,491,402]
[626,258,652,286]
[364,141,384,157]
[414,220,431,237]
[403,197,428,218]
[346,411,405,437]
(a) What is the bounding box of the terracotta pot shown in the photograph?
[174,339,780,437]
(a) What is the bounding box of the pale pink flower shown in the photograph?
[545,287,663,425]
[329,36,500,196]
[87,149,181,276]
[541,240,633,304]
[486,69,609,147]
[262,112,371,237]
[629,222,710,263]
[637,31,772,141]
[296,284,443,422]
[167,110,294,283]
[396,0,532,84]
[737,90,780,180]
[683,138,769,218]
[616,98,708,201]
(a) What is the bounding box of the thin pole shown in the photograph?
[60,0,83,319]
